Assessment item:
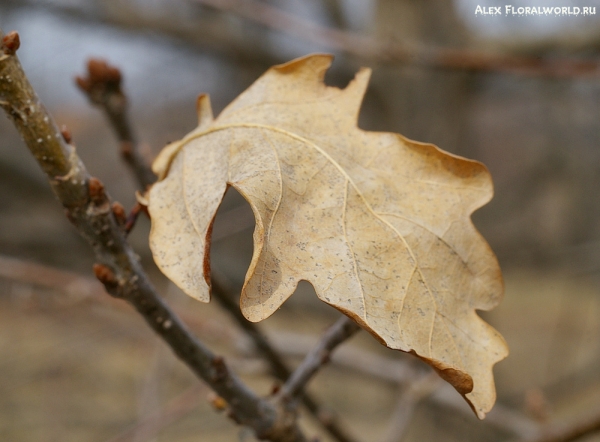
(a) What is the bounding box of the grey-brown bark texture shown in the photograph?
[2,1,600,441]
[0,27,308,442]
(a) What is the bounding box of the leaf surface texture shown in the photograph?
[148,55,508,418]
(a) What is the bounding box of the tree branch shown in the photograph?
[378,372,441,442]
[212,276,361,442]
[194,0,600,78]
[75,58,156,190]
[0,28,305,442]
[105,384,207,442]
[77,48,361,442]
[519,409,600,442]
[276,316,361,404]
[0,252,542,441]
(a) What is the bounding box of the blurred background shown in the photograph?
[1,0,600,441]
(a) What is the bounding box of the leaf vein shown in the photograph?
[184,124,443,346]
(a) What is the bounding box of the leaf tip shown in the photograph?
[196,93,214,128]
[272,53,334,80]
[152,140,182,179]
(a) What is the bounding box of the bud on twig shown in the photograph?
[121,141,133,161]
[207,392,228,412]
[93,263,118,288]
[211,356,228,383]
[60,125,72,144]
[75,58,123,104]
[111,202,127,226]
[2,31,20,55]
[88,177,106,205]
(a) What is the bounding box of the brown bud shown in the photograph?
[74,76,90,93]
[93,263,118,287]
[87,58,121,86]
[207,392,228,412]
[60,125,72,144]
[65,209,76,224]
[2,31,20,55]
[88,177,105,204]
[270,382,281,395]
[111,202,127,225]
[211,356,228,382]
[120,141,133,160]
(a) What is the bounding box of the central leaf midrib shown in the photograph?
[182,123,442,353]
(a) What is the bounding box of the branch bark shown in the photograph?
[378,372,441,442]
[519,410,600,442]
[0,28,305,442]
[276,316,361,404]
[194,0,600,78]
[212,277,361,442]
[0,252,542,441]
[105,384,207,442]
[75,58,156,190]
[77,49,361,442]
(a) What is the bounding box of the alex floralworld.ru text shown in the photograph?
[475,5,596,15]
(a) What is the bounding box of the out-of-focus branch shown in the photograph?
[0,252,541,440]
[276,316,361,404]
[105,384,207,442]
[322,0,347,30]
[271,332,541,441]
[0,253,103,298]
[3,0,281,67]
[7,0,599,77]
[211,277,292,382]
[0,28,305,442]
[378,372,441,442]
[75,59,156,190]
[82,47,360,442]
[194,0,600,78]
[519,408,600,442]
[212,277,360,442]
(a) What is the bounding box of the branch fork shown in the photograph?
[0,27,304,442]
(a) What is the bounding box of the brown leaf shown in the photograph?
[148,54,508,418]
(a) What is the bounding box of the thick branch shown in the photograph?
[80,50,360,442]
[277,316,361,403]
[0,28,304,442]
[0,252,541,441]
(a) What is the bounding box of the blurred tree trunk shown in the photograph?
[366,0,477,159]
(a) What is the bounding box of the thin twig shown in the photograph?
[0,28,305,442]
[518,408,600,442]
[211,277,291,381]
[0,253,103,298]
[277,316,361,404]
[124,202,148,235]
[75,58,156,189]
[212,276,361,442]
[194,0,600,78]
[83,47,360,441]
[378,372,442,442]
[0,253,541,440]
[269,332,540,441]
[105,384,206,442]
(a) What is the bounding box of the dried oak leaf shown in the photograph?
[148,54,508,418]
